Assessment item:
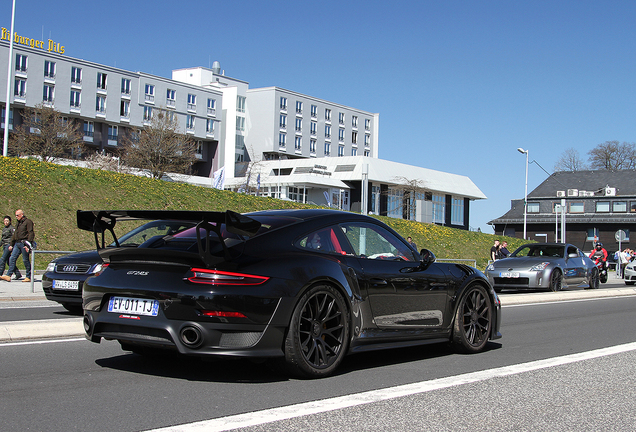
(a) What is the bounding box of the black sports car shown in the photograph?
[42,220,194,313]
[81,209,501,378]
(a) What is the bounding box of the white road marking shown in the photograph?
[0,337,86,347]
[146,342,636,432]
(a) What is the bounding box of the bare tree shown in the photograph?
[119,109,198,179]
[84,151,124,173]
[554,147,588,172]
[587,141,636,170]
[391,176,428,218]
[10,103,84,161]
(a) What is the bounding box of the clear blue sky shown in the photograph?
[5,0,636,232]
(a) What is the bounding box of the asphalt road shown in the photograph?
[2,294,635,431]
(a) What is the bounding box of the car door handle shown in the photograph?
[369,278,388,285]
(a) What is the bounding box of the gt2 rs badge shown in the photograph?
[127,271,149,276]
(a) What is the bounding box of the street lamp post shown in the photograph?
[517,148,529,240]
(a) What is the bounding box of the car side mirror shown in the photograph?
[419,248,436,269]
[568,253,578,258]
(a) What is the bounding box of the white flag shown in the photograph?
[213,167,225,190]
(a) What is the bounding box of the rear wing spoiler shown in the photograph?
[76,210,262,266]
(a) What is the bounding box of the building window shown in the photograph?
[120,100,130,118]
[14,78,26,97]
[186,115,195,130]
[451,197,464,225]
[143,106,153,121]
[236,116,245,131]
[70,90,81,108]
[71,67,82,84]
[613,201,627,212]
[166,89,176,107]
[196,141,203,155]
[365,119,371,130]
[596,201,610,213]
[339,112,345,124]
[352,131,358,144]
[325,108,331,121]
[288,186,307,203]
[108,125,118,142]
[364,150,370,157]
[325,142,331,156]
[352,116,358,128]
[310,121,317,135]
[351,148,357,156]
[325,125,331,138]
[569,202,584,213]
[187,94,196,111]
[121,78,131,95]
[365,134,371,146]
[43,84,54,103]
[84,121,94,137]
[237,95,246,113]
[620,229,631,241]
[586,228,599,241]
[280,97,287,110]
[295,118,302,132]
[206,119,215,134]
[207,98,216,115]
[310,139,316,154]
[295,136,302,151]
[144,84,155,102]
[44,60,56,79]
[97,72,107,90]
[387,188,402,218]
[338,145,344,157]
[338,128,345,142]
[631,202,636,213]
[296,101,303,114]
[1,108,14,129]
[432,194,446,224]
[279,133,286,147]
[96,95,106,113]
[310,105,317,117]
[15,54,27,72]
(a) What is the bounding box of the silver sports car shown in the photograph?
[485,243,599,292]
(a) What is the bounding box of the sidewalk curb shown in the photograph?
[0,318,84,342]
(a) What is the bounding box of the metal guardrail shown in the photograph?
[26,249,76,293]
[436,258,477,268]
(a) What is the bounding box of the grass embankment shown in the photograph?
[0,157,524,270]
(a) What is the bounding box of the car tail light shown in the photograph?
[93,263,109,276]
[200,310,247,318]
[188,268,269,286]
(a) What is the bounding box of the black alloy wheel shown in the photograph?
[284,285,350,378]
[586,267,600,289]
[549,269,563,292]
[452,285,492,354]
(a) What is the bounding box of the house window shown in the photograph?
[84,121,94,137]
[338,128,345,142]
[70,90,81,108]
[206,119,215,133]
[365,119,371,130]
[351,148,357,156]
[365,134,371,146]
[145,84,155,102]
[121,78,131,95]
[71,67,82,84]
[295,136,302,151]
[143,106,153,121]
[432,194,446,224]
[120,100,130,117]
[338,145,344,156]
[14,78,26,97]
[310,121,317,135]
[631,202,636,213]
[364,150,370,157]
[236,116,245,131]
[43,84,54,103]
[295,118,302,132]
[296,101,303,114]
[613,201,627,212]
[352,131,358,144]
[108,125,118,141]
[280,97,287,110]
[310,105,317,117]
[207,98,216,115]
[96,95,106,113]
[166,89,176,107]
[310,139,316,154]
[352,116,358,128]
[586,228,599,241]
[325,142,331,156]
[569,202,584,213]
[596,201,610,212]
[279,133,286,147]
[280,115,287,128]
[325,108,331,121]
[528,202,540,213]
[325,125,331,138]
[15,54,27,72]
[44,60,56,79]
[97,72,107,90]
[339,112,345,124]
[451,197,464,225]
[187,94,196,111]
[237,95,246,113]
[186,115,195,130]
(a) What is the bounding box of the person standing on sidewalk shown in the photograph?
[0,216,22,280]
[1,209,35,283]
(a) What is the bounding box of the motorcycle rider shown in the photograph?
[589,242,608,263]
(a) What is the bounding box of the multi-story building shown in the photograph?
[489,170,636,252]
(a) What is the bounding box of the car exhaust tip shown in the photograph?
[83,314,93,334]
[179,325,203,348]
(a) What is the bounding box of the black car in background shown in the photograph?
[80,209,502,378]
[42,219,194,313]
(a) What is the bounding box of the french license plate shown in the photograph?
[52,280,80,291]
[108,296,159,316]
[499,272,520,278]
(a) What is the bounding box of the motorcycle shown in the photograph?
[593,258,608,283]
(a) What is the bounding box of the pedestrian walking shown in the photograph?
[1,209,35,283]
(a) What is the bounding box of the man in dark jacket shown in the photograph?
[0,216,22,279]
[0,209,34,282]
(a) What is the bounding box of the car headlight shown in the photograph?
[530,262,550,271]
[486,264,494,271]
[46,262,56,272]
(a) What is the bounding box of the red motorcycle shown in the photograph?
[593,257,609,283]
